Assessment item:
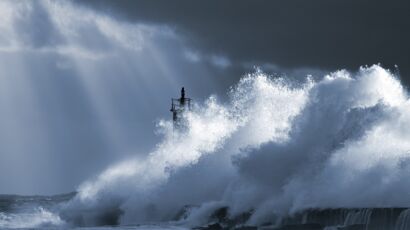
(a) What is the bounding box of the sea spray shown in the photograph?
[62,65,410,228]
[61,69,309,226]
[229,65,410,225]
[0,207,64,228]
[62,96,240,225]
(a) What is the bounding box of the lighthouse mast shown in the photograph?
[170,87,191,129]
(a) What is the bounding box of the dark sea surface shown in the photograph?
[0,193,188,229]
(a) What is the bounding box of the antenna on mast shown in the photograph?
[170,87,191,130]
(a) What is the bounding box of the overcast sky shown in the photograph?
[0,0,408,195]
[78,0,410,84]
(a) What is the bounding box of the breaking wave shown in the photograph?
[0,207,64,228]
[60,65,410,227]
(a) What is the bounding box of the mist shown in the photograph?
[57,65,410,227]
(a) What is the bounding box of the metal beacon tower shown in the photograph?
[170,87,191,130]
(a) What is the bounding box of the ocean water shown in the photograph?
[3,191,410,230]
[0,193,66,229]
[0,193,187,229]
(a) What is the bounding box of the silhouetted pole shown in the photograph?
[170,87,191,130]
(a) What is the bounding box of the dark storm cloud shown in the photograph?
[76,0,410,84]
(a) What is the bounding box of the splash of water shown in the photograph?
[62,65,410,227]
[0,207,64,228]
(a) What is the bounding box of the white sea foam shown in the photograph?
[0,207,64,228]
[61,64,410,227]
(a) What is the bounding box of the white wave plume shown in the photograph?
[0,207,64,228]
[63,65,410,227]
